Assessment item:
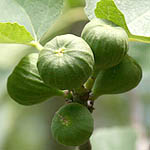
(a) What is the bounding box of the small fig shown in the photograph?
[51,103,94,146]
[81,18,128,69]
[92,55,142,99]
[7,53,64,105]
[37,34,94,90]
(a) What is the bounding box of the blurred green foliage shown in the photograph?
[91,127,137,150]
[65,0,85,8]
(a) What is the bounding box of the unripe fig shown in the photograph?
[81,18,128,69]
[37,34,94,90]
[7,53,64,105]
[51,103,94,146]
[92,55,142,99]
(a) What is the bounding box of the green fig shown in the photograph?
[51,103,94,146]
[81,18,128,70]
[7,53,64,105]
[37,34,94,90]
[92,55,142,99]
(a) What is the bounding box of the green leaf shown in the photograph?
[114,0,150,40]
[95,0,150,43]
[0,0,64,42]
[0,23,33,44]
[85,0,150,43]
[91,127,137,150]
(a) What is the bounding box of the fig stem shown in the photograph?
[85,77,95,91]
[128,38,150,43]
[29,41,44,51]
[78,140,92,150]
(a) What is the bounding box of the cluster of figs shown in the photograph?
[7,18,142,146]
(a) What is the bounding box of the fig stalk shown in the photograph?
[79,140,92,150]
[29,41,44,51]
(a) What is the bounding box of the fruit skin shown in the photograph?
[81,18,128,70]
[51,103,94,146]
[37,34,94,90]
[92,55,142,99]
[7,53,64,105]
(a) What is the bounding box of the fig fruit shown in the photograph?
[7,53,64,105]
[92,55,142,99]
[81,18,128,69]
[51,103,94,146]
[37,34,94,90]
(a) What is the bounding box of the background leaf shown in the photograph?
[84,0,99,20]
[0,0,64,42]
[0,0,36,40]
[0,23,33,44]
[85,0,150,43]
[114,0,150,38]
[91,127,137,150]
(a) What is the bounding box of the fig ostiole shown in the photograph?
[37,34,94,90]
[7,53,64,105]
[51,103,94,146]
[81,18,128,70]
[92,55,142,99]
